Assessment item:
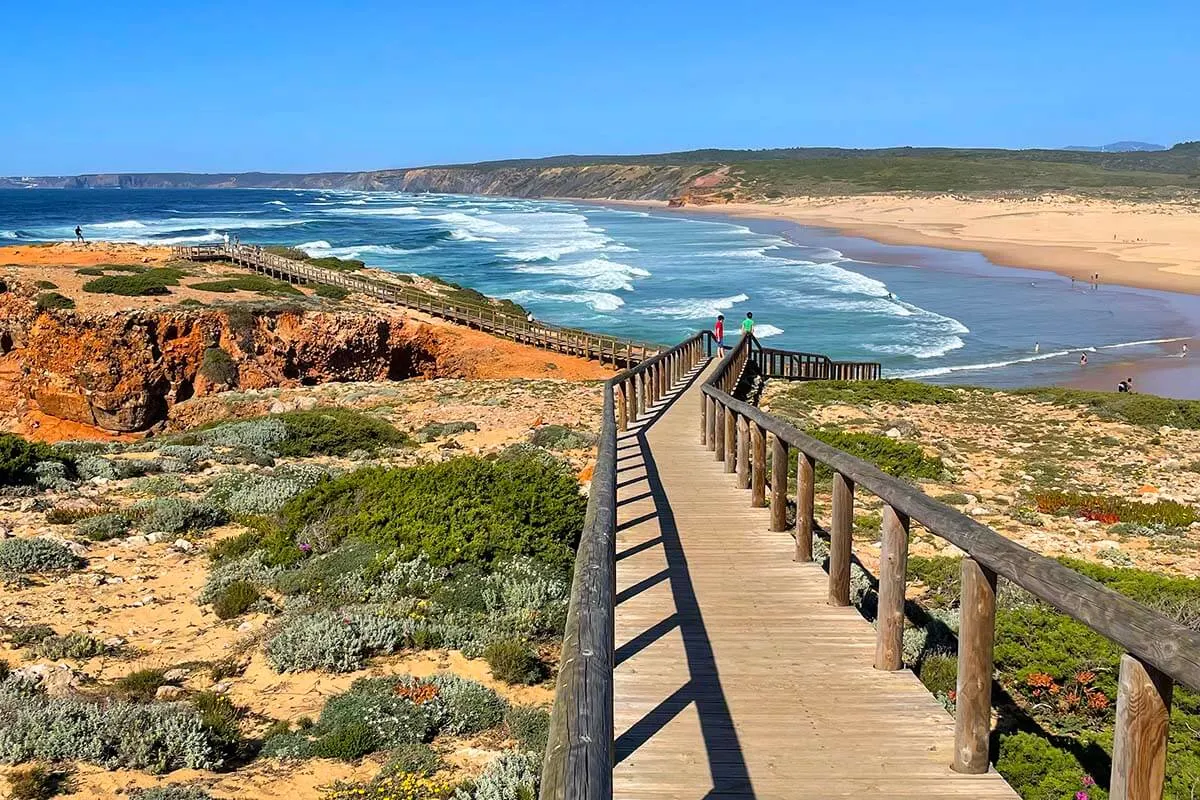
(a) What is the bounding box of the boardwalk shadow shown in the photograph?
[614,364,755,798]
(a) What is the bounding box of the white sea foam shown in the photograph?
[754,324,785,339]
[92,220,148,230]
[512,258,649,292]
[264,200,288,206]
[328,206,421,217]
[1098,337,1190,350]
[866,336,966,359]
[506,289,624,312]
[894,348,1096,379]
[151,231,226,245]
[637,293,750,320]
[449,230,498,243]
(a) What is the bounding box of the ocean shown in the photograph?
[2,188,1197,388]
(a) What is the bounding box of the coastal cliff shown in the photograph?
[0,292,442,431]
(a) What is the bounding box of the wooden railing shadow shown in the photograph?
[610,376,754,796]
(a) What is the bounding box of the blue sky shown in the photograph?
[2,0,1197,174]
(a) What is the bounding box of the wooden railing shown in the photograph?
[753,339,881,381]
[540,331,713,799]
[701,333,1200,798]
[172,244,664,367]
[541,332,878,800]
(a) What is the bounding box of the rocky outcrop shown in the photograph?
[0,291,444,432]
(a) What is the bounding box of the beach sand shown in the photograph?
[628,194,1200,296]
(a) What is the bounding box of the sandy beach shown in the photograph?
[630,194,1200,296]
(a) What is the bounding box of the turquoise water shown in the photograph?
[2,188,1196,386]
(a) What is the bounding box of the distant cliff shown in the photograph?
[0,164,725,201]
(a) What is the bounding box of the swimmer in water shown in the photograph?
[1034,342,1040,353]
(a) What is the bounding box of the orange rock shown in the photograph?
[578,463,595,483]
[1139,484,1160,494]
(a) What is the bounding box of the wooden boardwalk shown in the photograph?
[611,362,1019,799]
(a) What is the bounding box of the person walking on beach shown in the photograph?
[1184,343,1190,358]
[714,314,726,356]
[1080,353,1088,366]
[1126,376,1135,393]
[74,225,84,244]
[741,312,755,336]
[1117,379,1129,393]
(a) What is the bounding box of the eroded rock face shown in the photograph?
[0,294,443,432]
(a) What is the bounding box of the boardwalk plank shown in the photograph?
[612,364,1018,799]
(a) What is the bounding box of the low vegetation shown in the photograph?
[198,346,238,385]
[1034,490,1198,528]
[773,379,960,410]
[1012,387,1200,430]
[808,428,945,480]
[189,275,303,296]
[34,292,74,311]
[82,268,186,297]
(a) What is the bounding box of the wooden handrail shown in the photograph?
[702,333,1189,794]
[172,244,665,368]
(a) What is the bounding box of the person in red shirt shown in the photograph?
[714,314,726,356]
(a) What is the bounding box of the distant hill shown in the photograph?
[4,142,1199,200]
[1062,141,1167,153]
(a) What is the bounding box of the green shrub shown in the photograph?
[33,280,58,290]
[273,409,407,457]
[915,652,958,697]
[35,292,74,311]
[212,580,260,619]
[465,752,541,800]
[415,421,479,443]
[190,276,301,296]
[936,493,970,506]
[279,455,583,569]
[75,512,132,541]
[6,624,56,648]
[0,435,59,487]
[781,379,960,408]
[809,428,944,480]
[529,425,597,451]
[178,298,206,308]
[430,673,505,735]
[264,609,416,672]
[378,743,442,778]
[5,764,71,800]
[0,539,84,573]
[208,531,261,564]
[135,497,227,535]
[314,283,350,300]
[995,732,1104,800]
[82,269,182,296]
[199,347,238,385]
[263,246,311,261]
[114,668,169,703]
[906,555,961,608]
[35,632,112,660]
[1034,490,1197,528]
[75,267,105,276]
[131,787,213,800]
[310,721,380,760]
[191,691,242,757]
[128,474,189,496]
[306,256,366,272]
[505,705,550,753]
[483,639,543,685]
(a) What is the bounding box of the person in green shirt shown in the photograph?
[740,312,755,335]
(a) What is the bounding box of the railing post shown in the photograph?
[1111,654,1173,800]
[874,504,910,671]
[736,415,750,490]
[714,402,727,462]
[770,434,787,532]
[616,382,628,432]
[723,405,737,474]
[829,472,854,606]
[700,393,710,450]
[795,452,815,562]
[699,389,708,445]
[953,557,997,775]
[750,422,766,507]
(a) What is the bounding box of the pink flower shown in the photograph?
[298,542,312,553]
[1082,776,1096,787]
[1076,792,1089,800]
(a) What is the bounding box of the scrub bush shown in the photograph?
[279,455,583,569]
[414,421,479,443]
[313,283,349,300]
[0,684,227,772]
[781,379,961,408]
[0,539,83,573]
[75,513,132,541]
[379,742,443,778]
[82,269,183,296]
[483,639,543,686]
[528,425,597,451]
[454,751,541,800]
[1033,491,1197,528]
[0,435,59,487]
[134,498,227,535]
[34,632,112,660]
[264,609,417,673]
[35,292,74,311]
[128,475,188,496]
[196,551,281,604]
[995,732,1104,800]
[504,705,550,754]
[190,276,302,296]
[197,418,288,451]
[114,669,169,703]
[5,764,71,800]
[430,673,505,735]
[211,581,261,620]
[809,428,944,480]
[6,625,56,648]
[131,788,213,800]
[199,347,237,385]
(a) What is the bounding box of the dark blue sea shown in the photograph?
[2,188,1196,387]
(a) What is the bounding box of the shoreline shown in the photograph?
[604,196,1200,298]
